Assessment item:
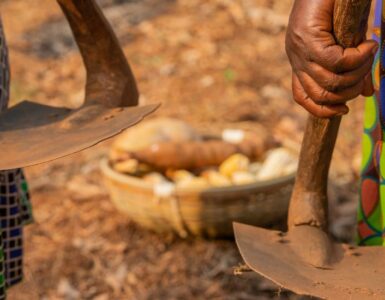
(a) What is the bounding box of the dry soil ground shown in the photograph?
[0,0,367,299]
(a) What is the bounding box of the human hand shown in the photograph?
[285,0,378,118]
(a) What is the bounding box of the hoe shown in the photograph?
[0,0,158,170]
[234,0,385,299]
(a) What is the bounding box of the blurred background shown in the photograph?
[2,0,365,299]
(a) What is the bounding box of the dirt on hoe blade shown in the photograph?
[234,223,385,300]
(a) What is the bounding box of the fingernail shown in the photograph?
[337,107,349,116]
[372,46,379,55]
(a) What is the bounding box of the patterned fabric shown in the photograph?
[0,18,33,299]
[358,0,385,246]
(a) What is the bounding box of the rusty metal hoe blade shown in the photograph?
[0,0,158,170]
[234,0,385,299]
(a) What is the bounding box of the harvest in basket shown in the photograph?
[101,118,297,238]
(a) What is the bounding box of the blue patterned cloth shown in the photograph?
[0,19,33,299]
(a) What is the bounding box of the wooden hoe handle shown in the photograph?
[288,0,372,229]
[57,0,139,107]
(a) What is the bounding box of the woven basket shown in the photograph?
[101,159,295,238]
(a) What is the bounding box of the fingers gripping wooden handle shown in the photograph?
[288,0,372,229]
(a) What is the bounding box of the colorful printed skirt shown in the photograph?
[358,0,385,245]
[0,20,33,299]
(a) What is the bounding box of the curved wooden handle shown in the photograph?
[57,0,139,107]
[288,0,372,229]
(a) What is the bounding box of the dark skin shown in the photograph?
[286,0,378,118]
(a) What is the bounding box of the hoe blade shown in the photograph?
[234,222,385,300]
[0,101,158,170]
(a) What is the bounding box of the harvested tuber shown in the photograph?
[111,158,152,175]
[176,177,210,189]
[232,171,256,185]
[166,169,195,182]
[256,148,296,181]
[113,159,138,174]
[219,154,250,178]
[201,170,232,187]
[142,172,169,185]
[129,137,272,171]
[110,118,201,161]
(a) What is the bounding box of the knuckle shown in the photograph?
[333,55,345,73]
[309,106,326,118]
[293,93,304,105]
[314,106,334,118]
[313,89,331,105]
[306,44,320,63]
[285,29,295,50]
[310,44,333,66]
[285,27,311,61]
[304,103,322,117]
[323,74,341,92]
[313,110,326,118]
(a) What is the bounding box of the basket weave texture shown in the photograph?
[101,160,295,238]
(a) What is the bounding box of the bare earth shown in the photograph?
[0,0,366,299]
